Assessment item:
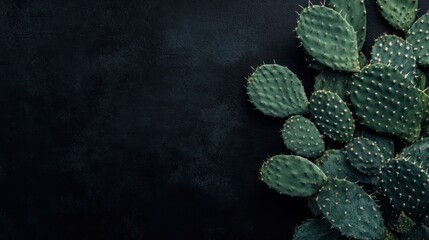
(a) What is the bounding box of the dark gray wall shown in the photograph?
[2,0,427,239]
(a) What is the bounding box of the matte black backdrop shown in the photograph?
[2,0,428,239]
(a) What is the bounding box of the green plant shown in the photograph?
[246,0,429,239]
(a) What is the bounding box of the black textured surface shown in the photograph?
[2,0,428,239]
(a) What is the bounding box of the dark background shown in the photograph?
[1,0,428,239]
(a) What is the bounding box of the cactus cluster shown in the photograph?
[246,0,429,239]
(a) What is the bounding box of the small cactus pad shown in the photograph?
[308,196,323,217]
[318,150,378,185]
[419,89,429,123]
[376,0,418,31]
[259,155,327,197]
[415,68,426,90]
[344,137,385,175]
[359,52,368,69]
[292,219,341,240]
[306,53,326,71]
[309,90,355,142]
[391,212,415,234]
[296,6,360,72]
[379,157,429,223]
[329,0,367,50]
[370,34,417,84]
[406,13,429,66]
[316,179,386,239]
[354,128,395,160]
[399,225,429,240]
[246,64,309,117]
[282,115,325,158]
[313,71,350,100]
[350,64,422,142]
[399,137,429,169]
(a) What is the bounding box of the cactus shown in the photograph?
[309,90,355,142]
[370,34,417,85]
[318,149,378,185]
[246,1,429,239]
[379,157,429,223]
[282,115,325,158]
[376,0,418,31]
[296,6,360,72]
[355,128,395,160]
[329,0,367,50]
[313,71,350,100]
[407,12,429,66]
[316,178,386,239]
[415,68,426,90]
[259,155,327,197]
[350,64,422,142]
[292,218,341,240]
[344,137,385,175]
[246,64,308,117]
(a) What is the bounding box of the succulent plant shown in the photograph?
[245,0,429,239]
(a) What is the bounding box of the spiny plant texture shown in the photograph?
[245,0,429,239]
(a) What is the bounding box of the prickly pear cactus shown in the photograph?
[245,1,429,239]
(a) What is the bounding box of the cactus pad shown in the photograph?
[259,155,327,197]
[359,52,368,69]
[350,64,422,142]
[316,178,386,239]
[313,71,350,100]
[246,64,309,117]
[354,128,395,160]
[329,0,367,50]
[318,150,378,185]
[309,90,355,142]
[406,13,429,66]
[376,0,418,31]
[296,6,360,72]
[345,137,385,175]
[399,225,429,240]
[399,137,429,169]
[415,68,426,90]
[370,34,417,85]
[282,115,325,159]
[379,157,429,223]
[292,219,341,240]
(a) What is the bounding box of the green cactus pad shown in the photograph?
[379,157,429,223]
[350,64,422,142]
[318,150,378,185]
[329,0,367,50]
[292,219,341,240]
[308,196,323,217]
[354,128,395,160]
[282,115,325,159]
[391,212,416,234]
[313,71,350,100]
[415,68,426,90]
[376,0,418,31]
[344,137,385,175]
[370,34,417,85]
[296,5,360,72]
[246,64,309,117]
[399,137,429,169]
[359,52,368,69]
[259,155,327,197]
[306,53,326,71]
[407,13,429,66]
[419,89,429,123]
[309,90,355,142]
[316,178,386,239]
[399,225,429,240]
